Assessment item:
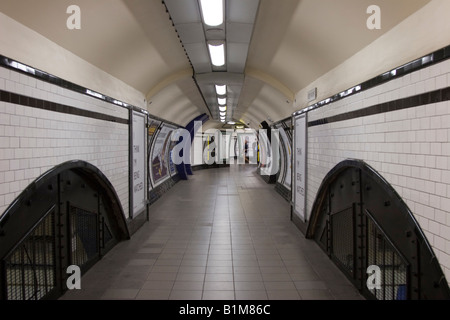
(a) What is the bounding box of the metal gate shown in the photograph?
[0,161,129,300]
[3,208,56,300]
[307,160,450,300]
[366,213,409,300]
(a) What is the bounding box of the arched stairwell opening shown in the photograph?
[306,160,450,300]
[0,161,129,300]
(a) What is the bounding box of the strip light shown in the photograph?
[208,43,225,67]
[215,84,227,95]
[218,97,226,105]
[199,0,224,27]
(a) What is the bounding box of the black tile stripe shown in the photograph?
[0,90,129,125]
[308,87,450,128]
[294,45,450,121]
[0,55,183,129]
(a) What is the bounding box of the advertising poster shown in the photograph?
[275,124,286,185]
[147,119,161,190]
[132,111,146,218]
[293,113,307,222]
[150,124,174,186]
[168,129,180,176]
[279,123,292,189]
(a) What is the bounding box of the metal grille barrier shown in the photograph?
[367,217,408,300]
[4,210,56,300]
[69,206,99,268]
[331,207,354,275]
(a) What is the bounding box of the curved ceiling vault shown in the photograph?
[0,0,432,129]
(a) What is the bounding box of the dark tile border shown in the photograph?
[0,55,133,111]
[0,89,129,125]
[0,55,182,129]
[294,45,450,121]
[308,87,450,127]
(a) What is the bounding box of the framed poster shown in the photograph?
[147,119,162,190]
[150,124,175,186]
[168,129,180,176]
[132,111,146,218]
[293,113,307,222]
[279,122,292,189]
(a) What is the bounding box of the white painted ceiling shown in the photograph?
[0,0,431,128]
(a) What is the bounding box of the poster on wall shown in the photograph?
[258,130,270,170]
[275,124,286,185]
[132,111,146,218]
[168,129,180,176]
[147,119,162,190]
[279,122,292,189]
[293,113,307,222]
[150,124,175,186]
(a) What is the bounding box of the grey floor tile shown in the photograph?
[142,280,174,291]
[233,273,263,282]
[294,280,328,290]
[234,281,265,291]
[170,290,202,300]
[100,289,139,300]
[298,289,335,300]
[267,290,301,300]
[202,290,235,300]
[173,281,204,291]
[264,281,297,291]
[147,272,178,281]
[204,281,234,291]
[235,290,268,300]
[136,289,171,300]
[205,273,233,282]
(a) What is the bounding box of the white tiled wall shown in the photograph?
[0,67,129,217]
[306,58,450,282]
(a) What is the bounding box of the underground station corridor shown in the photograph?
[1,0,450,310]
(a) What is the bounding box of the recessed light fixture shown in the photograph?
[218,97,226,105]
[199,0,223,27]
[220,111,226,117]
[219,105,227,112]
[215,84,227,95]
[208,43,225,67]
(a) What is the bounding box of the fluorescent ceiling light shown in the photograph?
[228,121,235,125]
[218,97,226,105]
[208,43,225,67]
[220,111,226,116]
[218,105,227,112]
[215,84,227,95]
[199,0,223,27]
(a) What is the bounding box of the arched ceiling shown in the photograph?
[0,0,431,129]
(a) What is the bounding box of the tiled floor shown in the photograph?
[60,165,364,300]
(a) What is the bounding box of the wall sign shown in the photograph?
[132,111,146,218]
[293,113,307,222]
